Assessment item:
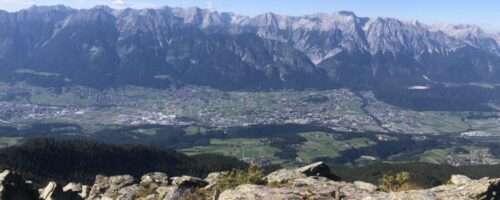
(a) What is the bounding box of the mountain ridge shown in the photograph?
[1,5,500,90]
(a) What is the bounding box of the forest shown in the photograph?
[0,138,250,185]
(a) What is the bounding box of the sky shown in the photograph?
[1,0,499,32]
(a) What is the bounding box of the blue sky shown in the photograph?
[1,0,499,32]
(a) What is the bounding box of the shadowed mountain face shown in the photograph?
[1,5,500,90]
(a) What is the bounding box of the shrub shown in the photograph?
[379,171,414,192]
[214,165,265,191]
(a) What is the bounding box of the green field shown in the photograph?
[135,128,158,136]
[418,146,499,165]
[403,112,470,133]
[184,126,209,135]
[0,137,23,148]
[296,132,376,163]
[182,138,279,160]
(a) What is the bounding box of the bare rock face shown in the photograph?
[0,170,38,200]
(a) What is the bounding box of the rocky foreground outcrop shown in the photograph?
[1,162,500,200]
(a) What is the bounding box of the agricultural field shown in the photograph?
[0,137,23,148]
[418,146,499,166]
[182,138,279,161]
[297,132,376,163]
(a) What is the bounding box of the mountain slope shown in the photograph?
[0,5,499,90]
[0,138,248,184]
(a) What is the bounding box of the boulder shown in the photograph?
[218,184,304,200]
[295,161,331,177]
[171,176,208,188]
[135,173,170,199]
[40,181,82,200]
[0,170,38,200]
[63,182,90,199]
[220,177,347,200]
[63,182,82,193]
[263,169,306,184]
[264,162,339,184]
[86,175,136,200]
[354,181,378,192]
[450,175,472,185]
[140,172,169,187]
[395,190,437,200]
[39,182,57,200]
[431,177,500,200]
[162,186,194,200]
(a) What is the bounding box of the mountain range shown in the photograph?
[1,5,500,90]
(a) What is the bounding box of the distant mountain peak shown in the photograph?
[1,5,500,90]
[337,10,357,17]
[431,23,485,37]
[23,4,75,13]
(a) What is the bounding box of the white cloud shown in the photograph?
[107,0,161,10]
[205,1,214,11]
[110,0,128,8]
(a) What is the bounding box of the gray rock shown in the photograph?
[86,175,136,200]
[140,172,169,187]
[354,181,378,192]
[264,162,336,184]
[80,185,91,199]
[263,169,306,184]
[40,181,82,200]
[450,175,472,185]
[171,176,208,188]
[40,182,57,200]
[431,177,500,200]
[218,184,304,200]
[63,183,90,199]
[395,190,437,200]
[295,161,331,177]
[135,173,171,199]
[162,186,192,200]
[63,182,90,199]
[63,182,82,193]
